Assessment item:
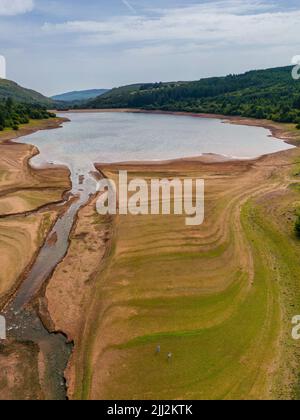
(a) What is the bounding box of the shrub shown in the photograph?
[295,215,300,238]
[0,99,55,131]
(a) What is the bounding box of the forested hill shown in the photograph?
[87,66,300,125]
[52,89,109,102]
[0,78,52,106]
[0,98,55,131]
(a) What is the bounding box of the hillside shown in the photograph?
[87,66,300,125]
[0,97,56,131]
[52,89,109,102]
[0,78,52,106]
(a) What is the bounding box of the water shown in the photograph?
[19,112,294,173]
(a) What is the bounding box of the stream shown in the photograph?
[3,166,98,399]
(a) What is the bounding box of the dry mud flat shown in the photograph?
[47,146,300,399]
[0,119,71,400]
[0,119,71,306]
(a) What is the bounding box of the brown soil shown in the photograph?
[44,194,113,397]
[0,340,43,400]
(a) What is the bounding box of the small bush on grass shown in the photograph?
[295,215,300,238]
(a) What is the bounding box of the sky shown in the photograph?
[0,0,300,96]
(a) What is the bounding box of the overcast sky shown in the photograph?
[0,0,300,96]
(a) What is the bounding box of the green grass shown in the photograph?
[80,212,273,399]
[83,198,300,400]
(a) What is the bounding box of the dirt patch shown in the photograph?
[44,194,113,398]
[0,340,43,400]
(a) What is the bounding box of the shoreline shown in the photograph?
[0,116,73,174]
[57,108,299,167]
[0,117,69,144]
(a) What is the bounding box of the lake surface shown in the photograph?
[20,112,294,181]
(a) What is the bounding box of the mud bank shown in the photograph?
[0,118,71,308]
[0,118,73,400]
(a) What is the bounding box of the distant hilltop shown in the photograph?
[51,89,109,103]
[0,78,53,106]
[86,65,300,127]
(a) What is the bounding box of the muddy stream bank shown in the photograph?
[3,168,98,399]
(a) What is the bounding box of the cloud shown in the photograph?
[42,0,300,51]
[0,0,34,16]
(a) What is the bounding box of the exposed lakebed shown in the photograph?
[4,112,295,399]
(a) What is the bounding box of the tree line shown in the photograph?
[0,98,55,131]
[88,66,300,128]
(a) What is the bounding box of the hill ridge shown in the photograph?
[0,78,52,106]
[87,65,300,125]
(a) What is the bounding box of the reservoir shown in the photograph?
[20,112,294,180]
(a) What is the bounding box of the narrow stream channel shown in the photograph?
[3,166,98,399]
